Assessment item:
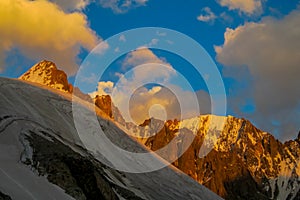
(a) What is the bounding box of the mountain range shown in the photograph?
[0,60,221,200]
[6,60,300,199]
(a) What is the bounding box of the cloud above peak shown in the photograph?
[90,48,210,124]
[0,0,99,75]
[215,8,300,140]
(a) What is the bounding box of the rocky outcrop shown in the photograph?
[94,95,113,118]
[94,95,126,125]
[19,60,73,93]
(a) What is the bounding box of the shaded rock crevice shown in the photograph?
[23,130,145,200]
[0,191,12,200]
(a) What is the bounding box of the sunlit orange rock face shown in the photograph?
[94,94,126,125]
[94,95,113,118]
[19,60,73,93]
[139,117,300,199]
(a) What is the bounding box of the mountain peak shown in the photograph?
[19,60,72,93]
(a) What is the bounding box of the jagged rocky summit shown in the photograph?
[19,60,73,93]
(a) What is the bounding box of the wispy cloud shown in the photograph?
[197,7,217,24]
[119,35,127,42]
[50,0,91,11]
[122,48,172,70]
[99,0,148,14]
[197,7,234,25]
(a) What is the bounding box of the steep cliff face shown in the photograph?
[124,116,300,199]
[94,95,113,118]
[94,95,126,125]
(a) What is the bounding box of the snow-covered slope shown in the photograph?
[0,77,222,200]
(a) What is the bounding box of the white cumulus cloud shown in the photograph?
[90,81,115,98]
[215,8,300,140]
[0,0,99,75]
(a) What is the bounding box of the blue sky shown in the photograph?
[1,0,300,141]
